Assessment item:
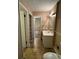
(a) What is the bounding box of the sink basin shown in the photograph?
[42,30,54,36]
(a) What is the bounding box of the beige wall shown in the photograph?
[54,1,61,54]
[32,11,50,30]
[18,6,22,59]
[32,5,57,31]
[19,0,32,12]
[49,3,57,15]
[48,3,57,31]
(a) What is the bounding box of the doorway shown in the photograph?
[34,16,42,38]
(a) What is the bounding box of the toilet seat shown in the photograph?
[43,52,59,59]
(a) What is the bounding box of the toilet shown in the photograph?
[43,52,59,59]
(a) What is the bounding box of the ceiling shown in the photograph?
[20,0,59,12]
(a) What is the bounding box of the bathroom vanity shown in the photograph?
[42,30,54,48]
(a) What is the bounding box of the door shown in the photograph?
[34,16,42,38]
[20,11,26,49]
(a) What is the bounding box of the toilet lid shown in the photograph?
[43,52,59,59]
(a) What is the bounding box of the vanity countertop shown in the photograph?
[42,30,54,36]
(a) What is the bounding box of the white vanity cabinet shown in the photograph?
[42,30,54,48]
